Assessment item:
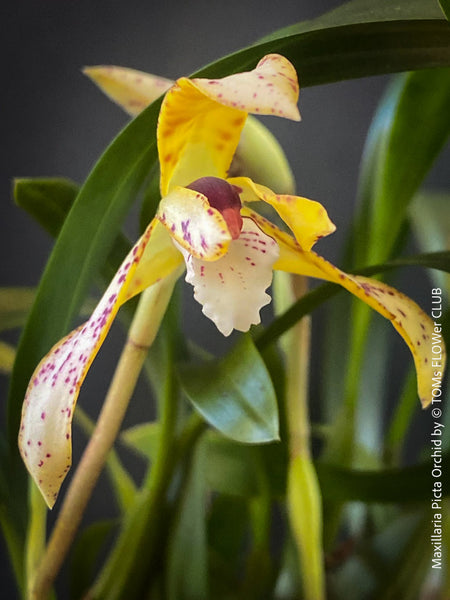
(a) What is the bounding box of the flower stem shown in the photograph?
[274,272,325,600]
[25,483,47,600]
[30,273,179,600]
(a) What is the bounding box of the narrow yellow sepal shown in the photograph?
[83,66,173,116]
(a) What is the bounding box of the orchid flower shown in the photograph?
[19,54,444,509]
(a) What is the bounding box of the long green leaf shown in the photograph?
[262,0,444,38]
[179,335,279,444]
[14,178,79,238]
[409,191,450,296]
[440,0,450,20]
[166,440,209,600]
[355,68,450,266]
[317,458,448,503]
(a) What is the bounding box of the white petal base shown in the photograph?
[179,217,279,336]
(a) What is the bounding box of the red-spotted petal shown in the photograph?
[247,206,441,407]
[157,186,232,260]
[193,54,300,121]
[18,218,180,508]
[179,217,279,336]
[83,66,173,116]
[158,54,300,195]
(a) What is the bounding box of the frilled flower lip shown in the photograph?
[19,54,445,510]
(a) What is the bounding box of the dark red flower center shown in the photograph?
[187,176,243,240]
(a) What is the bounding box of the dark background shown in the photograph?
[1,1,448,597]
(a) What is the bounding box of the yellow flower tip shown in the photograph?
[191,54,301,122]
[82,65,113,85]
[83,65,173,116]
[255,54,301,122]
[229,177,335,252]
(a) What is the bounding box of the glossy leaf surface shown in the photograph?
[179,335,279,443]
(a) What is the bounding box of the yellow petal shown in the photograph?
[230,177,336,251]
[245,207,441,407]
[157,186,232,260]
[18,218,179,508]
[158,54,300,195]
[158,77,246,195]
[125,219,184,299]
[83,66,173,116]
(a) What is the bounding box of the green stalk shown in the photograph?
[25,483,47,599]
[274,272,325,600]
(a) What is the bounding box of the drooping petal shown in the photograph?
[158,54,300,195]
[157,186,232,260]
[247,207,440,407]
[179,217,279,336]
[230,177,336,251]
[18,218,180,508]
[83,66,173,116]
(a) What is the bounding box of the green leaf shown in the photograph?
[440,0,450,20]
[69,520,116,600]
[167,440,209,600]
[14,178,79,238]
[204,433,261,496]
[355,68,450,266]
[122,418,449,503]
[384,369,419,465]
[262,0,445,39]
[120,422,160,462]
[139,165,161,234]
[178,335,279,444]
[317,455,449,503]
[409,191,450,296]
[208,495,249,597]
[122,424,285,497]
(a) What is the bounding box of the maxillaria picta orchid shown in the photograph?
[19,54,444,508]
